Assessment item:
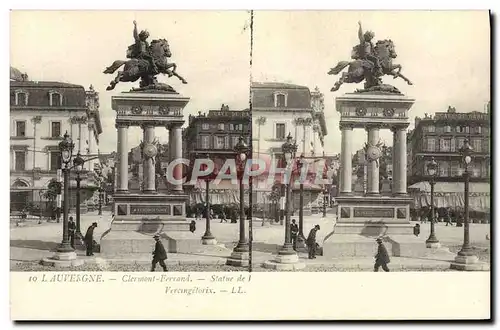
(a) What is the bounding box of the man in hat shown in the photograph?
[374,237,390,272]
[306,224,320,259]
[290,219,299,250]
[68,216,76,249]
[151,234,168,272]
[84,222,98,256]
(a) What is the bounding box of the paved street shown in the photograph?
[10,211,490,271]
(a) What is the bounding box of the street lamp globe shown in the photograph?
[460,139,474,165]
[234,136,249,163]
[73,152,84,173]
[58,131,74,165]
[427,157,438,177]
[281,132,297,165]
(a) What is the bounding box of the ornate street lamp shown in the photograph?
[263,133,304,270]
[201,153,217,245]
[425,157,440,248]
[73,152,85,248]
[323,188,328,218]
[451,139,484,270]
[226,136,250,267]
[295,154,307,250]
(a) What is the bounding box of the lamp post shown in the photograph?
[425,157,440,248]
[451,139,485,271]
[38,190,44,224]
[226,136,249,267]
[201,154,217,245]
[296,154,307,250]
[73,152,85,247]
[323,188,328,218]
[263,133,305,270]
[95,167,103,216]
[41,131,83,267]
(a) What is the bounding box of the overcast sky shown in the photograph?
[11,11,490,155]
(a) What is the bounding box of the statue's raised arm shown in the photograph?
[133,20,139,43]
[358,21,364,44]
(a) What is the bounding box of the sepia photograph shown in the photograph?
[7,8,492,321]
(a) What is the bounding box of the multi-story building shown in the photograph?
[407,105,491,215]
[251,82,328,213]
[183,105,251,206]
[10,68,102,213]
[408,105,490,184]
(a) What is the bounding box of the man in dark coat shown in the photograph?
[290,219,299,250]
[84,222,97,256]
[151,234,168,271]
[68,216,76,249]
[374,237,390,272]
[306,224,320,259]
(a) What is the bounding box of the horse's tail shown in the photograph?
[328,61,350,75]
[103,60,126,74]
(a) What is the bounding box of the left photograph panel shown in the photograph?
[9,11,253,272]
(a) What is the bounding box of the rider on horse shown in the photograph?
[354,21,382,76]
[131,20,159,75]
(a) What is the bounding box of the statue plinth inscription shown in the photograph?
[130,205,171,215]
[353,207,394,218]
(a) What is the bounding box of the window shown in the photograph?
[439,138,450,152]
[51,122,61,138]
[276,94,286,107]
[439,161,449,177]
[14,151,26,171]
[17,92,27,106]
[202,123,210,130]
[201,136,210,149]
[231,136,240,147]
[224,136,230,149]
[425,137,436,152]
[456,137,465,149]
[49,92,62,106]
[472,138,482,152]
[475,126,482,134]
[450,138,456,152]
[218,123,224,130]
[237,124,243,131]
[15,121,26,137]
[50,151,61,171]
[450,161,460,177]
[229,124,235,131]
[483,139,489,153]
[427,125,435,133]
[275,123,286,140]
[444,126,451,133]
[214,136,225,149]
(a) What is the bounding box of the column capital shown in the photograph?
[140,123,155,130]
[391,124,410,132]
[365,124,381,132]
[115,122,130,129]
[339,123,354,130]
[167,123,183,130]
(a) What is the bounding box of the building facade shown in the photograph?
[251,82,328,214]
[408,106,490,184]
[10,70,102,213]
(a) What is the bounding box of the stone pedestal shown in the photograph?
[450,255,489,271]
[41,251,84,268]
[323,92,424,258]
[100,91,197,255]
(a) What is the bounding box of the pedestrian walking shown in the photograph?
[84,222,98,256]
[290,219,299,250]
[306,224,320,259]
[220,210,227,223]
[68,216,76,248]
[189,220,196,233]
[374,238,390,272]
[445,207,453,226]
[151,234,168,271]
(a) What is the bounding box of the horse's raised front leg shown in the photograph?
[106,71,124,91]
[331,75,345,92]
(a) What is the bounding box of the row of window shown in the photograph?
[198,135,250,150]
[422,124,488,135]
[423,159,490,178]
[13,91,63,106]
[14,121,61,138]
[423,137,488,153]
[12,151,61,171]
[201,123,247,131]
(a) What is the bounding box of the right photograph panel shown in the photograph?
[250,10,491,272]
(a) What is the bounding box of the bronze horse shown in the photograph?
[104,38,187,91]
[328,39,413,92]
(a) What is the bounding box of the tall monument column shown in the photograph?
[340,124,353,195]
[142,124,156,193]
[366,126,380,195]
[116,123,129,193]
[391,127,400,195]
[394,126,408,195]
[170,124,183,192]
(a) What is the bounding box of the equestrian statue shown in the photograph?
[328,21,413,93]
[104,20,187,92]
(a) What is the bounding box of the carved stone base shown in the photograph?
[262,260,306,271]
[450,255,489,271]
[201,237,218,245]
[426,241,442,249]
[226,251,249,267]
[41,251,84,268]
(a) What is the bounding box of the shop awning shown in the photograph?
[409,181,490,194]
